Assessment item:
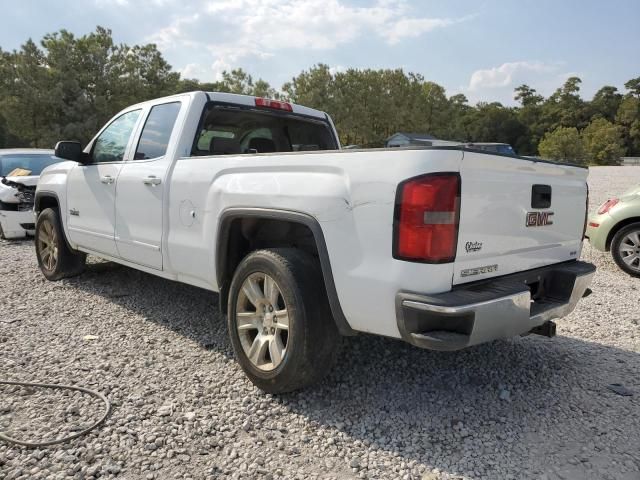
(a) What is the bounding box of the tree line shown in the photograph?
[1,27,638,164]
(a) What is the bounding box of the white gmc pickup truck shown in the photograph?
[35,91,595,393]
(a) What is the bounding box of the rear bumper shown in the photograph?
[0,209,35,239]
[396,260,596,351]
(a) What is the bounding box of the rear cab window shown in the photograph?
[191,103,337,156]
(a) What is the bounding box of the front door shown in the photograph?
[66,109,142,257]
[114,101,183,269]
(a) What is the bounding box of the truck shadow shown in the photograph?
[67,259,640,479]
[291,335,640,478]
[68,258,232,355]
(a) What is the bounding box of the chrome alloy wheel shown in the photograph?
[618,230,640,272]
[235,272,289,371]
[38,219,58,272]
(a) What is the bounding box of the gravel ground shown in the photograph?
[1,166,640,480]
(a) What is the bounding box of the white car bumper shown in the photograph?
[0,209,36,239]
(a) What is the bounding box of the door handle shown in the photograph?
[100,175,115,184]
[142,176,162,186]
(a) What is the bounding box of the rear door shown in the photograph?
[453,151,588,285]
[114,100,184,269]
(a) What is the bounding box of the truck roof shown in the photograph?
[127,91,329,121]
[206,92,328,120]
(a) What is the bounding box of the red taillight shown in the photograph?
[597,198,619,215]
[393,173,460,263]
[588,222,600,228]
[255,97,293,112]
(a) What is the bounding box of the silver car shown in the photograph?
[0,149,61,239]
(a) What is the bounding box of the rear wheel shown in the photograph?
[35,208,86,281]
[227,248,341,393]
[611,222,640,277]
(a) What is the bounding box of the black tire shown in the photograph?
[35,208,86,281]
[611,222,640,278]
[227,248,341,394]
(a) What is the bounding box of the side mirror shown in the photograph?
[54,141,89,164]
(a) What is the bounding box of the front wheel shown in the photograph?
[227,248,341,393]
[35,208,86,281]
[611,222,640,277]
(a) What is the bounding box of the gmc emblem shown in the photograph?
[526,211,554,227]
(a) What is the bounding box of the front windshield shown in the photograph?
[0,154,62,176]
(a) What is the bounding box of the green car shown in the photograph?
[586,184,640,277]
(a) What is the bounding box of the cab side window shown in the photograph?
[91,110,141,163]
[134,102,181,160]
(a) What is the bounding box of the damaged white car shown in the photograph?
[0,149,61,239]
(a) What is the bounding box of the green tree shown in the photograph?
[108,42,180,109]
[0,39,53,147]
[252,79,277,98]
[0,27,181,147]
[0,26,637,158]
[514,84,543,107]
[0,113,7,148]
[211,68,277,97]
[624,77,640,98]
[542,76,587,131]
[583,117,625,165]
[616,88,640,155]
[590,86,622,122]
[514,84,545,154]
[537,126,584,163]
[421,81,450,138]
[445,93,471,141]
[284,65,428,146]
[630,120,640,156]
[283,64,335,111]
[462,102,527,149]
[40,28,115,145]
[283,64,342,137]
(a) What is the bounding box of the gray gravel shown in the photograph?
[1,166,640,480]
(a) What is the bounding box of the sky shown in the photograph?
[1,0,638,105]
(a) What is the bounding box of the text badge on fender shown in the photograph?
[526,211,554,227]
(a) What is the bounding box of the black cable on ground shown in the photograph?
[0,380,111,448]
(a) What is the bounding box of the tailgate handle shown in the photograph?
[531,184,552,209]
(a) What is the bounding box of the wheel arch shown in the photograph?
[34,191,74,249]
[605,217,640,251]
[216,208,356,336]
[34,191,60,214]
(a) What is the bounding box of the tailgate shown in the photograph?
[453,151,588,285]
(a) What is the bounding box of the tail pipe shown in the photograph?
[529,320,556,338]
